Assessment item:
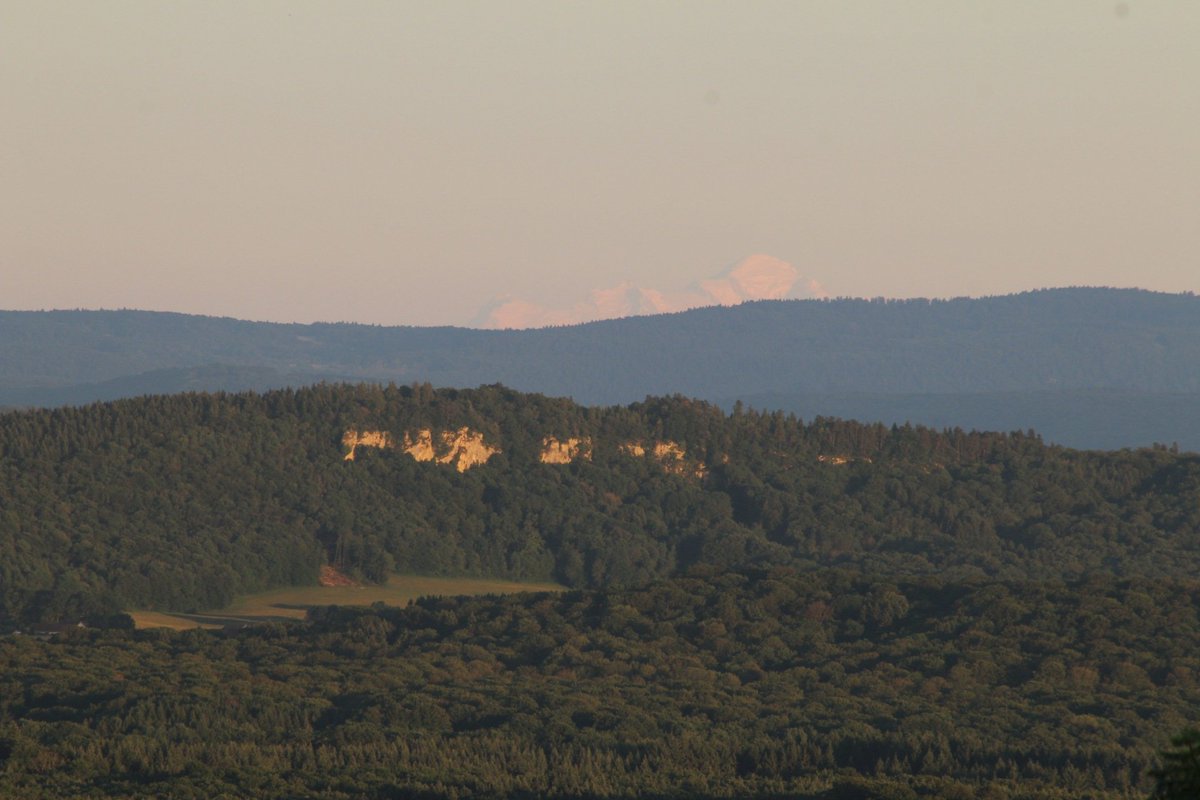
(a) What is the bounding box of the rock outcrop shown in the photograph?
[345,428,715,475]
[342,430,394,461]
[539,436,592,464]
[619,439,706,478]
[403,428,498,472]
[343,428,498,471]
[618,441,645,458]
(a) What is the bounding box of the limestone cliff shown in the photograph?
[618,441,646,458]
[347,430,698,475]
[343,427,498,471]
[342,430,394,461]
[403,427,498,472]
[539,436,592,464]
[619,439,706,478]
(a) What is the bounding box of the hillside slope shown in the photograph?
[4,288,1198,450]
[2,383,1199,625]
[727,389,1200,453]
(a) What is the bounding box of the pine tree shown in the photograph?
[1151,729,1200,799]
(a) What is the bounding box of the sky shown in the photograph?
[2,1,1197,327]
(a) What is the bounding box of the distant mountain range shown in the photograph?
[2,287,1198,450]
[472,253,827,328]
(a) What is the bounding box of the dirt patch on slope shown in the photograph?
[319,565,360,587]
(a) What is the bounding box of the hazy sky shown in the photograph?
[2,2,1197,326]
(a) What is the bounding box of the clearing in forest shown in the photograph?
[128,574,563,630]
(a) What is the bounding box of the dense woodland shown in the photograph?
[2,383,1199,796]
[2,570,1199,797]
[1,382,1200,623]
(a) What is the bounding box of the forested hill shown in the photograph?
[2,288,1200,450]
[3,383,1199,626]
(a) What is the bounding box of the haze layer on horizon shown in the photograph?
[2,2,1197,327]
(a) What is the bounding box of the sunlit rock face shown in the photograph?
[403,428,498,472]
[618,439,707,478]
[342,430,394,461]
[539,436,591,464]
[472,254,826,329]
[342,428,498,471]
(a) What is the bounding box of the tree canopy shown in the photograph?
[2,383,1200,624]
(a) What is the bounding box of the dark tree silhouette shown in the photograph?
[1151,729,1200,799]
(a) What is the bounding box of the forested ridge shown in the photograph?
[5,289,1200,398]
[4,289,1200,451]
[2,382,1199,624]
[2,383,1199,797]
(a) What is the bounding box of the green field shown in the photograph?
[129,574,564,630]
